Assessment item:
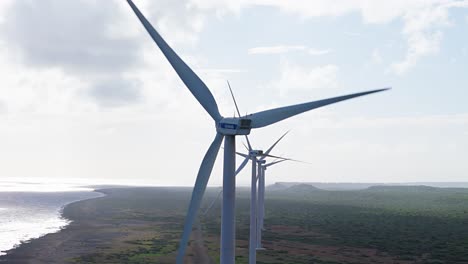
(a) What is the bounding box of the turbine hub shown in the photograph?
[216,117,251,135]
[250,150,263,156]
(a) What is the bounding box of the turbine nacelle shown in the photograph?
[216,117,252,135]
[249,150,263,156]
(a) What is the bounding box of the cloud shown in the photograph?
[0,0,218,110]
[329,113,468,129]
[197,68,245,74]
[344,31,362,37]
[0,0,147,110]
[248,45,331,56]
[308,48,332,56]
[390,4,449,74]
[1,0,141,75]
[194,0,468,74]
[248,45,306,54]
[0,100,6,114]
[0,0,466,184]
[143,0,207,44]
[275,61,339,93]
[88,78,142,107]
[371,48,383,64]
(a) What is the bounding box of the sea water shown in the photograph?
[0,182,103,256]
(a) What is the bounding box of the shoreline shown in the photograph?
[0,187,193,263]
[0,187,215,263]
[0,189,107,263]
[1,186,468,263]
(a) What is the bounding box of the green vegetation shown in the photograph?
[206,185,468,263]
[67,185,468,263]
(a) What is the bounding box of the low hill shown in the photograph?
[267,183,322,193]
[285,183,322,193]
[365,185,440,192]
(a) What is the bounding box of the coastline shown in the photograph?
[0,187,198,264]
[2,186,468,263]
[0,190,107,263]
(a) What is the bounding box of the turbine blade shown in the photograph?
[260,153,289,160]
[245,135,253,151]
[265,159,288,167]
[127,0,222,122]
[226,83,253,151]
[242,141,250,152]
[259,131,289,161]
[287,158,310,164]
[249,88,389,128]
[235,151,249,159]
[176,133,224,263]
[261,154,310,164]
[203,155,249,215]
[235,155,250,175]
[227,80,241,118]
[203,188,223,215]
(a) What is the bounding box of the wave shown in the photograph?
[0,189,103,256]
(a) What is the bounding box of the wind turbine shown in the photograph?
[234,148,289,264]
[256,158,290,249]
[203,131,294,264]
[227,87,294,264]
[127,1,389,263]
[251,136,307,251]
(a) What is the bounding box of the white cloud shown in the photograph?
[245,112,468,184]
[193,0,468,74]
[308,48,332,56]
[0,0,466,184]
[197,68,245,74]
[325,113,468,129]
[248,45,306,54]
[274,61,339,93]
[344,32,362,37]
[248,45,331,56]
[371,48,383,64]
[390,3,451,74]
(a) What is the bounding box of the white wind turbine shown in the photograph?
[234,144,292,264]
[203,130,294,264]
[127,1,389,263]
[243,134,307,255]
[256,158,294,249]
[227,83,295,264]
[206,135,306,264]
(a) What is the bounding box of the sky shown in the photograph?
[0,0,467,186]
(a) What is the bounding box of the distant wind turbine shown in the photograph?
[234,148,289,264]
[127,1,389,263]
[203,131,292,264]
[256,158,294,249]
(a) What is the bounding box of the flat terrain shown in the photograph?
[1,185,468,263]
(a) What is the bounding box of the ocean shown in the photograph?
[0,182,103,256]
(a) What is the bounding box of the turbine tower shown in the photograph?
[257,158,290,249]
[235,149,288,264]
[204,132,294,264]
[127,1,389,263]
